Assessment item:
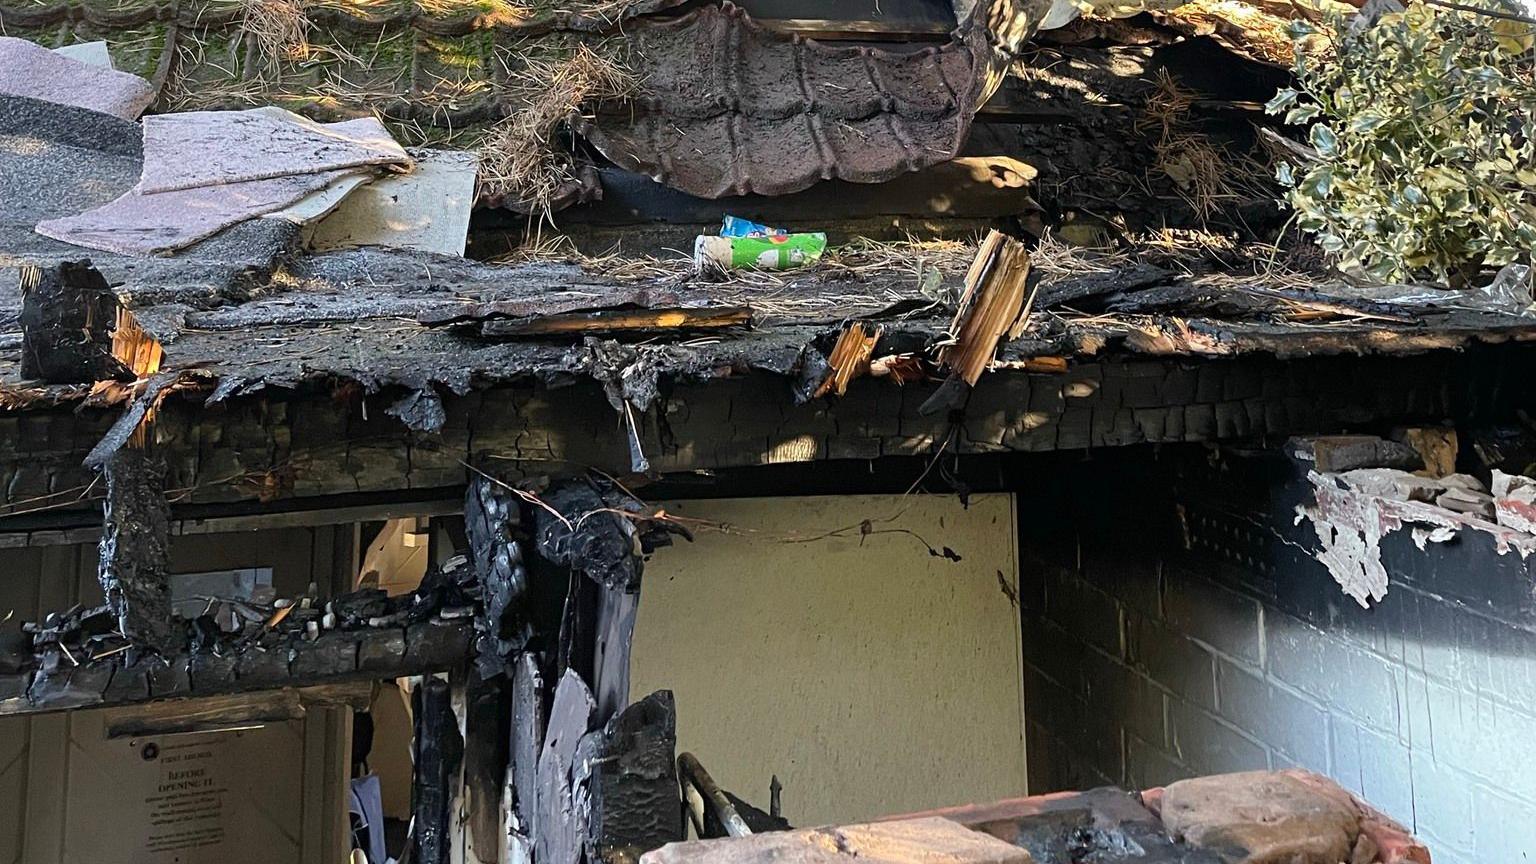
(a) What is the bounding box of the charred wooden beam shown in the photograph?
[413,675,465,864]
[592,587,639,722]
[102,682,372,738]
[98,448,176,654]
[922,231,1035,415]
[533,476,687,593]
[18,261,131,384]
[0,618,474,719]
[815,323,882,399]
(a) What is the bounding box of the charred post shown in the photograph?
[98,448,176,655]
[18,260,130,384]
[459,669,511,863]
[412,674,464,864]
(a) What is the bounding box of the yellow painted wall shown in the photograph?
[629,493,1025,829]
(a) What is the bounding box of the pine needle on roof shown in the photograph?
[242,0,313,69]
[476,41,637,222]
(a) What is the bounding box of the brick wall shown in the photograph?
[1018,450,1536,864]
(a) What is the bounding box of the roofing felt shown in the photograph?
[582,3,987,198]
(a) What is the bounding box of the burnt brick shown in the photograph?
[1162,568,1263,665]
[1126,613,1216,711]
[1214,660,1328,773]
[1166,698,1267,776]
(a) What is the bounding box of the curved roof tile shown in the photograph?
[583,2,986,199]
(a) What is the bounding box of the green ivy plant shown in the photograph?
[1266,3,1536,286]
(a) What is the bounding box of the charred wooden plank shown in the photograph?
[922,231,1035,415]
[98,449,176,654]
[418,285,683,326]
[460,670,510,864]
[815,323,882,398]
[537,669,596,864]
[101,682,372,738]
[479,307,753,339]
[466,477,531,678]
[534,476,690,594]
[510,653,547,860]
[593,586,639,722]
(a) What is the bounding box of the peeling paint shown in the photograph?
[1296,470,1536,608]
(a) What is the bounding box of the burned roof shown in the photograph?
[5,88,1536,432]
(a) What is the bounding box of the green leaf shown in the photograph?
[1347,111,1388,134]
[1310,124,1339,158]
[1285,105,1322,125]
[1265,88,1300,115]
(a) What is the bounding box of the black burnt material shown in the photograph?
[18,260,130,384]
[412,674,464,864]
[0,558,481,717]
[466,477,532,677]
[534,475,690,592]
[580,689,683,864]
[964,788,1224,864]
[98,448,177,654]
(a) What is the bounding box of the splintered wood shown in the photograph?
[110,306,166,449]
[939,230,1035,386]
[816,322,882,398]
[112,305,164,378]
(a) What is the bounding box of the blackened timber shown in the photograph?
[535,477,688,593]
[537,669,597,864]
[0,619,473,718]
[510,653,546,859]
[466,477,530,678]
[18,261,130,384]
[477,306,753,339]
[460,669,511,863]
[413,675,464,864]
[582,690,682,864]
[593,587,639,721]
[99,449,176,654]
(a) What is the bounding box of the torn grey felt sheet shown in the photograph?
[35,169,366,257]
[0,37,155,121]
[34,107,411,257]
[139,108,411,194]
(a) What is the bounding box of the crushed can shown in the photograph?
[694,233,828,271]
